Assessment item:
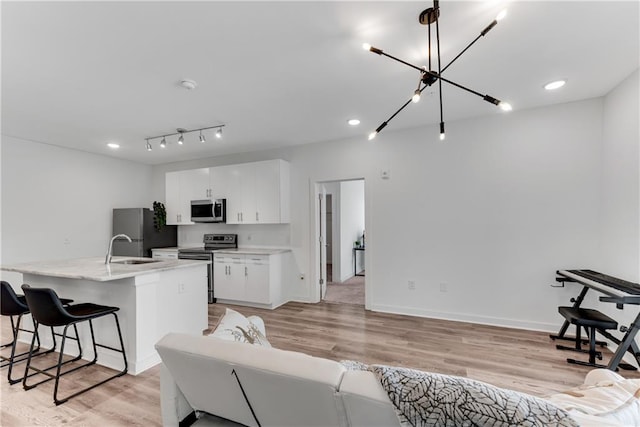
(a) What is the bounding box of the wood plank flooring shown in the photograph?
[2,301,638,426]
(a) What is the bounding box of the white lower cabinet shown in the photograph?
[213,253,282,307]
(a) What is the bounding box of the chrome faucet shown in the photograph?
[105,234,132,264]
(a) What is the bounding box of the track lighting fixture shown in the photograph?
[364,1,511,140]
[144,124,225,152]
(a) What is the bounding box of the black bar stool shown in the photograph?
[21,285,128,405]
[0,281,74,384]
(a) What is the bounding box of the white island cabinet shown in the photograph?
[1,257,209,375]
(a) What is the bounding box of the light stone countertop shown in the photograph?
[214,248,291,255]
[1,256,210,282]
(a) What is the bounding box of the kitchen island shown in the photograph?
[1,256,209,375]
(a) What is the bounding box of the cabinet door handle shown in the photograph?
[256,212,259,222]
[245,266,248,277]
[241,212,243,222]
[237,213,240,222]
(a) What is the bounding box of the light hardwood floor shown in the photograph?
[2,301,638,426]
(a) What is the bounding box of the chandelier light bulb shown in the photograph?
[216,128,222,139]
[495,9,507,21]
[412,90,421,103]
[368,131,377,141]
[160,137,167,148]
[362,43,372,51]
[499,101,512,112]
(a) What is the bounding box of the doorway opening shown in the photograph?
[316,179,365,306]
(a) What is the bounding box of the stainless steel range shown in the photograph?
[178,234,237,303]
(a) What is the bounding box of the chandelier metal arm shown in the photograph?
[376,50,425,73]
[442,18,499,74]
[441,33,481,74]
[371,84,428,136]
[435,6,444,134]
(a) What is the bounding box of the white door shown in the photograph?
[319,185,327,300]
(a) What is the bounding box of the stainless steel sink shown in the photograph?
[111,259,160,265]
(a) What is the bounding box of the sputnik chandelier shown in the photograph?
[144,124,225,151]
[365,0,511,141]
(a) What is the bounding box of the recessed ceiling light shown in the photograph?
[347,119,360,126]
[107,143,120,149]
[544,80,566,91]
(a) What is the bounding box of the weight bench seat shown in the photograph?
[558,307,618,330]
[557,306,618,368]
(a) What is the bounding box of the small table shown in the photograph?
[353,247,365,276]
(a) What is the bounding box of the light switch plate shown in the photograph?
[380,169,391,179]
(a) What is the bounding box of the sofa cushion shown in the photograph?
[209,308,271,347]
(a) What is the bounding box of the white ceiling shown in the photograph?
[2,1,638,165]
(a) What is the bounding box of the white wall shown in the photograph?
[0,136,153,283]
[150,97,612,331]
[599,69,639,281]
[339,180,365,281]
[593,69,639,354]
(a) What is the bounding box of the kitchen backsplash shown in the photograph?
[178,223,291,248]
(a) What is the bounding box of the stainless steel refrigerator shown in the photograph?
[112,208,177,257]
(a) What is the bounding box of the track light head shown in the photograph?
[215,128,222,139]
[160,137,167,148]
[412,90,421,103]
[199,131,206,143]
[499,101,512,112]
[177,134,184,145]
[146,140,152,151]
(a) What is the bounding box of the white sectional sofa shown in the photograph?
[155,313,640,427]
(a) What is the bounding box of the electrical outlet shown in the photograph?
[408,280,416,290]
[178,283,185,294]
[439,282,448,293]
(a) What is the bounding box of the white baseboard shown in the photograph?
[369,303,560,333]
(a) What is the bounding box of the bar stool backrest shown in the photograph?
[1,281,28,316]
[21,285,71,327]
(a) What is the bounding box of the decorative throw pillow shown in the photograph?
[370,365,578,427]
[209,308,271,347]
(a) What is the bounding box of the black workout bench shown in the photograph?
[556,306,618,368]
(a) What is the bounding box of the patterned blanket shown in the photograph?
[342,362,579,427]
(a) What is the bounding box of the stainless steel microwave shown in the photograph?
[191,199,226,223]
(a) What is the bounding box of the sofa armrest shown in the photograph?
[161,363,195,427]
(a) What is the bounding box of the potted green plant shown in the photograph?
[153,201,167,231]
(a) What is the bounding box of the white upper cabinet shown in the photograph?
[165,168,209,225]
[166,159,290,225]
[212,160,290,224]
